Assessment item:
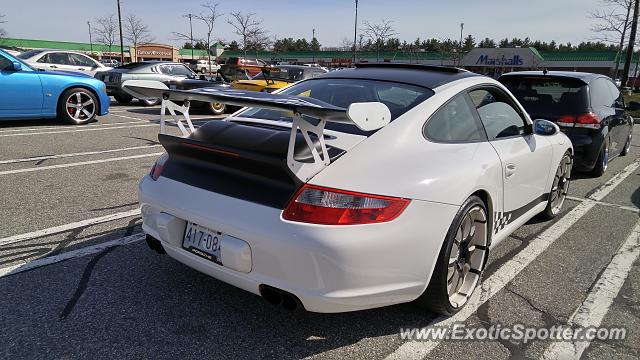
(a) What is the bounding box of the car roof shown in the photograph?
[499,71,608,84]
[316,63,479,89]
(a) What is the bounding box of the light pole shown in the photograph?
[116,0,125,63]
[458,23,464,66]
[312,28,316,63]
[187,13,194,60]
[353,0,358,65]
[87,21,93,55]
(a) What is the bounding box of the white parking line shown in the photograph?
[0,209,142,247]
[0,152,163,176]
[541,220,640,360]
[0,145,162,165]
[0,233,145,278]
[0,124,157,137]
[111,113,220,122]
[385,159,640,360]
[0,120,147,134]
[566,196,639,213]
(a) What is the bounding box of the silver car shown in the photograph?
[17,49,111,76]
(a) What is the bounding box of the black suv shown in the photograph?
[499,71,637,176]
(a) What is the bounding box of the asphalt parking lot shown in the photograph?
[0,102,638,360]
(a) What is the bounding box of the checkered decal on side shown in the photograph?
[494,212,513,234]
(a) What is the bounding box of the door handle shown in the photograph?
[78,68,85,71]
[505,164,517,178]
[49,65,57,68]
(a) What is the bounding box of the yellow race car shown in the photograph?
[232,65,328,93]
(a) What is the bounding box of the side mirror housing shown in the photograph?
[346,102,391,131]
[533,119,559,136]
[626,101,640,111]
[11,61,22,71]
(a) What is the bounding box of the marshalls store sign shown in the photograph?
[462,47,544,68]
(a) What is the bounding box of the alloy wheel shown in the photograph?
[549,154,572,215]
[447,206,488,308]
[65,92,95,121]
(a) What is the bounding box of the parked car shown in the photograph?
[232,65,328,93]
[17,49,112,77]
[188,59,221,73]
[0,49,109,124]
[500,71,636,176]
[218,57,267,81]
[128,63,572,315]
[95,61,232,114]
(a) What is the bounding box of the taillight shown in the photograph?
[575,113,601,129]
[556,112,601,129]
[150,153,169,181]
[282,185,410,225]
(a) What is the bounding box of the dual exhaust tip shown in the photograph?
[259,285,302,311]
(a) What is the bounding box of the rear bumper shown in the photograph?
[561,128,605,171]
[138,175,459,313]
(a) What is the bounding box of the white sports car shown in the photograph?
[124,64,573,315]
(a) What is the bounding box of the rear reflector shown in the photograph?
[283,185,410,225]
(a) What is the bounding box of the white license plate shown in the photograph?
[182,222,222,264]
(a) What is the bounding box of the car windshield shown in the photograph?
[16,49,44,59]
[236,78,434,135]
[500,76,589,118]
[252,68,305,82]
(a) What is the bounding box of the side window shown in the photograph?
[424,94,486,142]
[590,79,615,108]
[48,53,72,65]
[37,54,50,63]
[469,88,527,140]
[0,55,12,71]
[69,54,97,67]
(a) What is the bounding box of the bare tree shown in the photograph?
[194,2,223,73]
[124,14,154,52]
[340,37,354,51]
[362,20,397,62]
[94,14,118,55]
[589,0,633,77]
[246,26,271,57]
[227,11,263,59]
[0,14,7,40]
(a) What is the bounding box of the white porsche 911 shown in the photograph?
[124,64,572,315]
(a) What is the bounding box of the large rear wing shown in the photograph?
[122,80,391,182]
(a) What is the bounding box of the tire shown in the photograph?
[620,127,633,156]
[591,137,610,177]
[207,102,226,115]
[415,196,489,316]
[541,151,572,220]
[114,94,133,104]
[57,88,98,125]
[139,98,161,106]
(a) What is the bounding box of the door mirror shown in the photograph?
[11,61,22,71]
[626,101,640,111]
[533,119,559,136]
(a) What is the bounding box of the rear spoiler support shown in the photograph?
[160,99,195,137]
[288,113,330,182]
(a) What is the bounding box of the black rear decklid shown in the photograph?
[159,120,344,209]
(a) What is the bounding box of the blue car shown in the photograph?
[0,49,110,124]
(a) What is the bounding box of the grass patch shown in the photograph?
[624,92,640,118]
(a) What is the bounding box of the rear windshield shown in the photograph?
[252,68,305,82]
[236,78,434,135]
[500,76,589,118]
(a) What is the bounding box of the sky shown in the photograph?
[1,0,608,48]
